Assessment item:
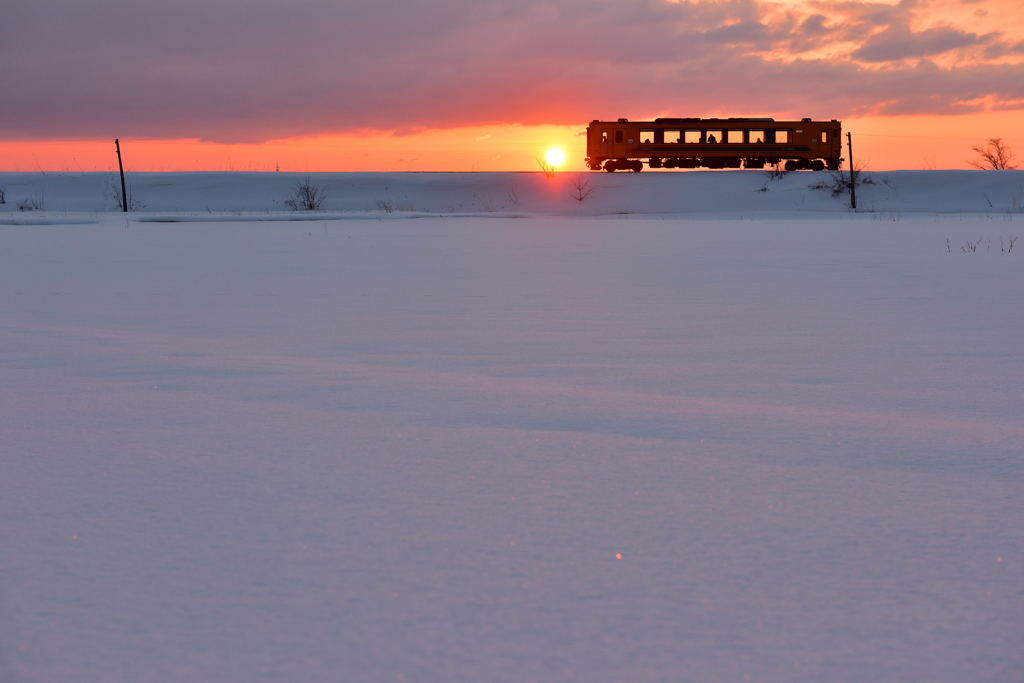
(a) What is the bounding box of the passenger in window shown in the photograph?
[754,137,762,144]
[707,134,717,144]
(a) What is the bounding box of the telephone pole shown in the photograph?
[115,138,128,212]
[847,132,857,211]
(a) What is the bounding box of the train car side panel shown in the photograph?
[585,118,842,171]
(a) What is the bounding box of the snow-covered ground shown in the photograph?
[2,169,1024,216]
[1,172,1022,682]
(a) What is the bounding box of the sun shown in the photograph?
[544,147,567,168]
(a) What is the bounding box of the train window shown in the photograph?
[727,130,743,143]
[776,130,790,143]
[820,131,828,143]
[684,130,701,143]
[706,130,723,144]
[749,130,765,144]
[615,130,623,143]
[664,130,681,143]
[601,131,608,143]
[640,130,655,144]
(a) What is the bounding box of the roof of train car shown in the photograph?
[590,118,839,124]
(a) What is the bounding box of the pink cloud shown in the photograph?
[1,0,1021,143]
[852,24,997,61]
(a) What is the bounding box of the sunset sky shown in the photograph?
[3,0,1022,171]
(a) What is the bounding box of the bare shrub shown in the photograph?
[376,200,394,214]
[105,177,143,210]
[809,165,872,198]
[764,163,788,181]
[119,185,142,211]
[970,138,1017,170]
[17,194,44,211]
[950,235,1017,254]
[535,157,556,179]
[285,177,326,211]
[569,175,594,202]
[758,164,788,192]
[0,187,5,204]
[961,237,982,253]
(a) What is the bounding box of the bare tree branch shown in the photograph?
[970,138,1017,170]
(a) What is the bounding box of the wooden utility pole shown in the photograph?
[847,132,857,211]
[115,138,128,212]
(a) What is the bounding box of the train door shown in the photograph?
[612,128,625,157]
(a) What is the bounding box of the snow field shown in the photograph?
[1,191,1023,681]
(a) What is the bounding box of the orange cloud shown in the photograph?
[2,0,1021,170]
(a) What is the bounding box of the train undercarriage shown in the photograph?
[589,157,841,172]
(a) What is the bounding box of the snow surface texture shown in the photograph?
[1,173,1023,682]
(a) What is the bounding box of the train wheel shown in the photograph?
[784,160,798,172]
[604,161,617,172]
[631,161,643,172]
[811,160,825,171]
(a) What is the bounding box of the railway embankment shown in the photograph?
[1,170,1022,217]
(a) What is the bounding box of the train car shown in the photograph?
[586,117,842,172]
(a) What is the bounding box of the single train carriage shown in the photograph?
[586,118,842,172]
